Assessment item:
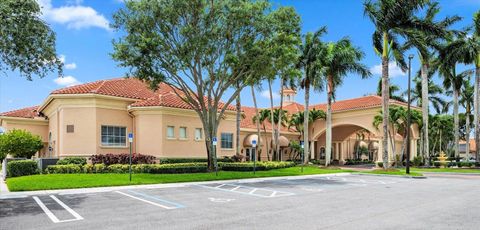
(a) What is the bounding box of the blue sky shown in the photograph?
[1,0,479,113]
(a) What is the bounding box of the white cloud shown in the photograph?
[260,90,280,100]
[53,76,81,86]
[58,54,77,70]
[370,61,406,78]
[37,0,111,31]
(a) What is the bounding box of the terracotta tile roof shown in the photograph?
[274,102,305,114]
[50,77,235,111]
[51,78,157,100]
[311,95,409,112]
[0,106,39,118]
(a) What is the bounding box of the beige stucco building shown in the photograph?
[0,78,419,164]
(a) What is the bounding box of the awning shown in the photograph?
[271,135,289,148]
[243,134,265,147]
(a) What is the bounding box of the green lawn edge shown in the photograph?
[6,166,354,192]
[411,167,480,173]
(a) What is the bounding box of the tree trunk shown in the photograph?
[251,86,262,161]
[276,77,285,161]
[325,75,333,166]
[304,81,310,164]
[466,108,471,161]
[268,80,276,161]
[453,88,460,158]
[421,63,430,166]
[263,124,270,161]
[475,63,480,162]
[235,89,241,157]
[381,54,390,169]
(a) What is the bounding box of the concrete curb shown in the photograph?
[0,172,352,198]
[420,172,480,176]
[352,172,427,179]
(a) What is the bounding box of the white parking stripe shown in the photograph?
[33,196,83,223]
[49,195,84,221]
[115,191,177,209]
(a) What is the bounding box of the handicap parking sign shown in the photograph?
[212,137,217,145]
[251,139,257,148]
[128,133,133,142]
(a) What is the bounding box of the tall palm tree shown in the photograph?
[323,38,371,166]
[443,10,480,161]
[272,108,289,160]
[250,85,262,161]
[376,78,405,102]
[297,27,327,164]
[440,42,474,158]
[364,0,445,169]
[460,78,475,160]
[289,109,326,141]
[235,82,242,157]
[402,1,460,166]
[407,74,448,114]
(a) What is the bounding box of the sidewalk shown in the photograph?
[0,172,10,194]
[0,172,352,198]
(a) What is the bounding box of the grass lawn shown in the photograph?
[358,169,423,177]
[6,166,353,192]
[411,167,480,173]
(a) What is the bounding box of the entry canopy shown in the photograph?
[243,134,265,147]
[271,135,289,148]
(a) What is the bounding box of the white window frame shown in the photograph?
[194,128,203,141]
[166,126,175,139]
[179,127,187,140]
[101,125,127,147]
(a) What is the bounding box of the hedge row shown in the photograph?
[7,160,39,177]
[159,157,235,164]
[45,161,296,174]
[90,153,156,165]
[46,163,208,174]
[57,157,87,166]
[219,161,295,171]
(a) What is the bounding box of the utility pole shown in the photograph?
[406,54,414,174]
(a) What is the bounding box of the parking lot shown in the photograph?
[1,173,480,230]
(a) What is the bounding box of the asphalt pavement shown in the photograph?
[1,173,479,230]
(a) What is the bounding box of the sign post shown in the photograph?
[300,141,304,173]
[128,133,133,182]
[212,137,218,176]
[251,139,257,174]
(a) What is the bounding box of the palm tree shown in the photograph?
[402,1,460,166]
[235,83,242,158]
[289,109,326,141]
[253,109,272,161]
[439,42,474,159]
[443,10,480,161]
[364,0,446,169]
[373,106,422,166]
[272,108,289,160]
[323,38,371,166]
[297,27,327,164]
[460,78,475,160]
[407,74,448,114]
[250,85,262,161]
[376,78,405,102]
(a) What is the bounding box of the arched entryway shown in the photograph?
[243,134,264,161]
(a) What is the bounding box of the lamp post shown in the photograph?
[406,54,414,174]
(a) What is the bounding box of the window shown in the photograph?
[167,126,175,138]
[221,133,233,149]
[179,127,187,139]
[66,125,74,133]
[195,128,203,140]
[101,126,126,147]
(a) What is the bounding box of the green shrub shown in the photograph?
[377,162,383,168]
[46,164,82,174]
[107,164,131,173]
[82,164,107,173]
[219,161,295,171]
[413,156,423,167]
[57,157,87,165]
[433,162,441,167]
[0,129,44,158]
[7,160,39,177]
[159,157,235,164]
[135,163,208,174]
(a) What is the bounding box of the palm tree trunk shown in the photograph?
[466,109,471,161]
[381,54,390,168]
[304,81,310,164]
[251,86,262,161]
[268,80,276,161]
[276,77,285,161]
[453,88,460,158]
[325,75,333,166]
[235,89,241,157]
[475,63,480,162]
[421,63,430,166]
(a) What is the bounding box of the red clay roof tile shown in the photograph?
[0,106,39,118]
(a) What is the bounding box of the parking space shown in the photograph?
[2,174,480,229]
